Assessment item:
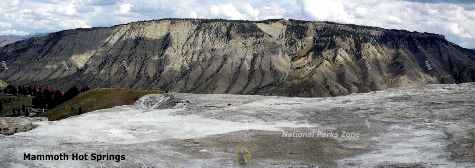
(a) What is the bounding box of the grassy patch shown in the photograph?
[48,88,161,121]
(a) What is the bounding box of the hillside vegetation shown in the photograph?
[0,96,32,116]
[48,88,160,120]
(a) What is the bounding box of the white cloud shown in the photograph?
[119,3,133,15]
[0,0,474,48]
[301,0,475,48]
[303,0,352,23]
[210,3,245,20]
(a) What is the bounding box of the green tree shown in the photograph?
[4,85,18,95]
[64,86,80,101]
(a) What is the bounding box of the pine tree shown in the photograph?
[80,86,90,93]
[64,86,80,101]
[52,90,64,107]
[4,85,18,95]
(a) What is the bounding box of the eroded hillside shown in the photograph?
[1,19,474,96]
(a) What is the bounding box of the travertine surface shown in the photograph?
[0,83,474,167]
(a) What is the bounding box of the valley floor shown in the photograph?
[1,83,475,168]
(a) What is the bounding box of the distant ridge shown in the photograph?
[0,33,49,48]
[0,35,27,47]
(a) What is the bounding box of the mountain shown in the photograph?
[0,19,474,97]
[0,35,27,47]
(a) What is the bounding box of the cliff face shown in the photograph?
[1,19,474,97]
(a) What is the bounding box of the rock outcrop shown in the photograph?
[135,94,187,110]
[0,117,44,135]
[1,19,474,97]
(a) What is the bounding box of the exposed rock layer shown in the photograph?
[1,19,475,97]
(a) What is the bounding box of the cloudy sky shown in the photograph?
[1,0,474,48]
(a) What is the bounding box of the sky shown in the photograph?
[0,0,474,48]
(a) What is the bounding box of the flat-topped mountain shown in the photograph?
[0,19,474,97]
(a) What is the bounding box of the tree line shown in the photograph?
[2,85,90,110]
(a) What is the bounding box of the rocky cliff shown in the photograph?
[1,19,474,97]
